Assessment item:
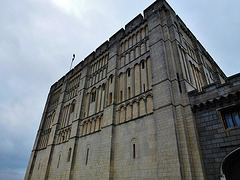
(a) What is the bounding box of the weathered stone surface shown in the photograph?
[25,0,240,180]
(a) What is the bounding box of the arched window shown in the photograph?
[131,138,137,159]
[125,53,129,64]
[101,84,105,111]
[146,96,153,114]
[145,26,149,36]
[141,61,145,69]
[91,120,95,133]
[141,28,145,39]
[125,40,128,51]
[141,43,145,55]
[119,73,124,103]
[135,47,140,58]
[132,102,138,119]
[120,56,124,67]
[119,91,123,102]
[133,34,136,45]
[147,57,152,88]
[130,50,134,61]
[119,107,125,123]
[128,37,132,47]
[133,144,136,159]
[108,75,114,105]
[127,69,131,77]
[110,75,113,83]
[146,40,150,51]
[67,148,72,162]
[104,55,108,64]
[83,122,87,135]
[126,104,131,121]
[71,100,76,113]
[127,87,131,99]
[137,32,140,42]
[87,121,91,134]
[134,64,140,95]
[109,93,112,104]
[139,98,146,116]
[121,43,124,53]
[85,148,89,165]
[84,94,89,118]
[91,88,96,102]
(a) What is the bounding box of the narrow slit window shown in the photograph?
[120,91,123,102]
[91,89,96,102]
[109,93,112,104]
[57,155,61,168]
[128,87,131,99]
[127,69,131,77]
[71,100,76,113]
[133,144,136,159]
[85,148,89,165]
[141,61,145,69]
[67,148,72,162]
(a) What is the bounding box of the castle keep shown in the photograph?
[25,0,240,179]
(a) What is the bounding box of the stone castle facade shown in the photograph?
[25,0,240,179]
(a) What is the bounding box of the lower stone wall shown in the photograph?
[194,102,240,179]
[47,143,72,180]
[30,150,47,180]
[110,115,158,179]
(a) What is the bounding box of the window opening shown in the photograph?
[91,91,96,102]
[220,106,240,129]
[128,87,131,99]
[67,148,72,162]
[120,91,123,102]
[133,144,136,159]
[38,162,41,171]
[109,93,112,104]
[85,148,89,165]
[71,100,76,113]
[127,69,131,77]
[141,61,145,69]
[57,155,61,168]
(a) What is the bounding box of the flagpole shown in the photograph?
[69,59,73,70]
[70,54,75,70]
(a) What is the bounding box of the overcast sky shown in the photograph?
[0,0,239,179]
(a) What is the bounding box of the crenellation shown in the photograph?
[125,14,144,34]
[95,41,109,58]
[109,28,125,46]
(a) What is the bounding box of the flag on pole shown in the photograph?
[72,54,75,61]
[70,54,76,70]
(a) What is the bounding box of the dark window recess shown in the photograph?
[141,62,145,69]
[133,144,136,159]
[91,90,96,102]
[220,106,240,129]
[85,148,89,165]
[127,69,131,77]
